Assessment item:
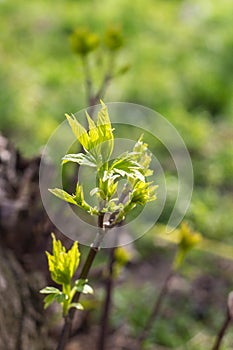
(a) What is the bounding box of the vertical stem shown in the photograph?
[138,270,174,346]
[97,247,116,350]
[82,56,93,106]
[212,310,231,350]
[56,315,72,350]
[95,53,114,103]
[56,214,104,350]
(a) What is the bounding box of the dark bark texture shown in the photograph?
[0,246,54,350]
[0,135,55,349]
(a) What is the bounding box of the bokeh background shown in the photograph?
[0,0,233,349]
[1,0,232,242]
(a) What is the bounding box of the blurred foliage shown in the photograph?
[0,0,232,243]
[70,28,100,56]
[103,26,124,51]
[113,281,233,349]
[111,238,233,349]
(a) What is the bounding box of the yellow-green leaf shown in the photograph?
[46,233,80,286]
[65,113,90,151]
[49,188,77,205]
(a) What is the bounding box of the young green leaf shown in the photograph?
[41,290,68,309]
[129,181,157,206]
[65,113,90,151]
[41,234,95,317]
[65,102,114,165]
[97,173,118,201]
[133,136,154,177]
[110,152,145,181]
[96,101,114,162]
[40,286,61,294]
[55,293,69,304]
[74,279,94,294]
[49,185,98,215]
[46,233,80,286]
[68,302,84,311]
[62,153,97,167]
[49,188,77,205]
[43,293,57,309]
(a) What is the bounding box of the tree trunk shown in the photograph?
[0,246,55,349]
[0,134,55,349]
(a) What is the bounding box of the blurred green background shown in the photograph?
[1,0,232,244]
[1,0,233,348]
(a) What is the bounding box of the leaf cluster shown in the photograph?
[50,103,157,229]
[40,234,93,315]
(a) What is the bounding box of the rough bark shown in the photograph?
[0,134,52,270]
[0,245,54,350]
[0,134,55,349]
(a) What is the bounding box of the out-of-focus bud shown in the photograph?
[173,222,202,270]
[104,26,124,51]
[113,247,132,278]
[70,28,100,56]
[227,291,233,318]
[178,222,202,253]
[114,247,131,266]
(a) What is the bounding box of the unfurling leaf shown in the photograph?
[49,185,98,215]
[43,293,57,309]
[40,286,61,294]
[74,279,94,295]
[65,113,90,151]
[129,181,157,206]
[68,302,84,311]
[110,152,144,180]
[46,233,80,286]
[133,136,154,177]
[41,234,95,315]
[98,173,118,201]
[65,102,114,166]
[62,153,97,167]
[40,289,68,310]
[49,188,77,205]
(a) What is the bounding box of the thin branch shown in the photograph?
[212,310,231,350]
[94,53,115,104]
[56,214,105,350]
[138,270,174,346]
[97,246,116,350]
[95,74,112,103]
[81,56,93,106]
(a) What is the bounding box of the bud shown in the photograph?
[178,222,202,253]
[104,26,124,51]
[70,28,99,56]
[173,222,202,270]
